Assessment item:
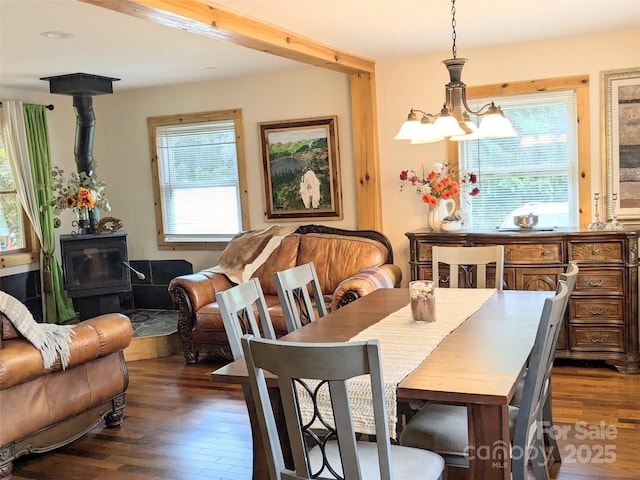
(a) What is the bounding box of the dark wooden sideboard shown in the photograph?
[406,228,640,374]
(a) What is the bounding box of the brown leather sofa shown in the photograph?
[169,224,401,363]
[0,312,133,480]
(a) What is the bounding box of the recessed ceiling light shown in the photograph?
[40,31,75,39]
[198,65,217,70]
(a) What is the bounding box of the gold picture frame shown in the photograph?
[259,116,343,221]
[602,67,640,222]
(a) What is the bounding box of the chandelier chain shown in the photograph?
[451,0,457,58]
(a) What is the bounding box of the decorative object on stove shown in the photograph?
[96,216,123,234]
[49,166,110,234]
[394,0,516,143]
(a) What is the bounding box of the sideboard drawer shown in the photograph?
[514,267,563,291]
[413,241,466,262]
[574,268,624,294]
[504,242,562,264]
[569,325,625,352]
[568,297,624,323]
[568,240,624,263]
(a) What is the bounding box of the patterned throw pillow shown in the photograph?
[330,266,395,311]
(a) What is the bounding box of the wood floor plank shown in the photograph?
[10,355,640,479]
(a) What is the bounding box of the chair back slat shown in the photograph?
[215,278,276,360]
[432,245,504,290]
[274,262,328,333]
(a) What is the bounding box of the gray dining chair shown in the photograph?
[274,262,328,333]
[215,277,276,360]
[241,335,445,480]
[399,280,570,480]
[511,260,579,463]
[432,245,505,290]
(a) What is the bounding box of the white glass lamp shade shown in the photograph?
[410,119,444,144]
[478,105,517,138]
[395,118,423,140]
[433,112,466,137]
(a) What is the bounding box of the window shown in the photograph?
[148,109,249,249]
[452,76,590,230]
[0,133,38,267]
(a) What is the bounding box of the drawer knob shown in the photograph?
[585,306,607,315]
[592,248,600,255]
[542,249,550,256]
[586,333,609,343]
[585,278,608,288]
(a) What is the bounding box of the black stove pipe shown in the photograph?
[73,95,96,175]
[41,73,120,230]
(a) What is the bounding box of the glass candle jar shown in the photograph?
[409,280,436,323]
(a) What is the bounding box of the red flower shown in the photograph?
[423,193,438,207]
[400,163,479,204]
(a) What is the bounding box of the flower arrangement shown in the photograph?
[399,162,479,207]
[49,166,111,214]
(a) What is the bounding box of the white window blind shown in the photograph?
[155,119,242,242]
[460,90,579,230]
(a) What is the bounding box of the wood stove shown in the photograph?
[60,231,131,320]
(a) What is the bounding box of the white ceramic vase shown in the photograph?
[427,198,455,232]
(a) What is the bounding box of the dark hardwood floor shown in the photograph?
[11,355,640,479]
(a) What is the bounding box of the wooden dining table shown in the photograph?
[210,287,551,480]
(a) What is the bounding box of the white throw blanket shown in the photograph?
[0,291,75,369]
[207,225,298,284]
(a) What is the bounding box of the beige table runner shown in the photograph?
[298,288,496,438]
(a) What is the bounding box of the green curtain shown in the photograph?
[23,104,76,324]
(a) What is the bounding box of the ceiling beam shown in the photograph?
[79,0,375,74]
[79,0,383,231]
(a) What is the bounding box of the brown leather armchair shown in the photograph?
[0,312,133,480]
[169,225,401,363]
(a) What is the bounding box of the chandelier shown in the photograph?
[395,0,517,143]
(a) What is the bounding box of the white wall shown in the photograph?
[377,28,640,285]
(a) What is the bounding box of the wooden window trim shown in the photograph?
[448,75,591,228]
[148,108,250,250]
[0,211,40,268]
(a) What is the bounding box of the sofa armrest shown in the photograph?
[329,264,402,311]
[168,271,234,331]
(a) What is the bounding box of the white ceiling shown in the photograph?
[2,0,640,93]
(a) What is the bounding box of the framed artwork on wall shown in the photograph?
[259,116,343,221]
[602,67,640,222]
